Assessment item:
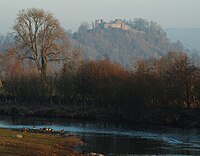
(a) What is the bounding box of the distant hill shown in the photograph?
[0,34,15,52]
[1,19,198,69]
[71,19,185,68]
[165,28,200,51]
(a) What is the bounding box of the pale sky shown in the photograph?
[1,0,200,33]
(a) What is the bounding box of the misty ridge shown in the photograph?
[1,18,200,69]
[166,28,200,51]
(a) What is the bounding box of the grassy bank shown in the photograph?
[0,128,82,156]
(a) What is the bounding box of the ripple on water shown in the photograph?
[161,136,183,144]
[1,116,200,155]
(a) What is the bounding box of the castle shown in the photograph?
[94,19,130,30]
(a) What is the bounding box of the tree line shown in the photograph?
[1,8,200,118]
[1,49,200,111]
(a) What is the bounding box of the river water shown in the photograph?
[0,115,200,155]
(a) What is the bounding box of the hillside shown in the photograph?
[0,34,15,52]
[0,19,198,69]
[166,28,200,51]
[71,19,185,68]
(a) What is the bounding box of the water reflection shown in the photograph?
[81,134,169,155]
[0,115,200,155]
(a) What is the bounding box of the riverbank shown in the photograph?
[0,103,126,122]
[137,108,200,127]
[0,128,82,156]
[0,103,200,128]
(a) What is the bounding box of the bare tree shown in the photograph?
[165,54,200,108]
[13,8,68,85]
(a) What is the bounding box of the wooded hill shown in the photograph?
[0,18,199,69]
[71,18,187,68]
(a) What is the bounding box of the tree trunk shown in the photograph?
[41,63,47,86]
[40,57,47,103]
[185,81,191,109]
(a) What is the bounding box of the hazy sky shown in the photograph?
[1,0,200,33]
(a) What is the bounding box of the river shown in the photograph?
[0,115,200,155]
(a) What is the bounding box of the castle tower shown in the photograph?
[95,20,99,28]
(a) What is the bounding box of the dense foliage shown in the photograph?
[1,51,200,112]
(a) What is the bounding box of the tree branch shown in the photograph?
[20,56,35,61]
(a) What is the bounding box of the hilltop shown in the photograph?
[71,18,186,68]
[0,19,199,68]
